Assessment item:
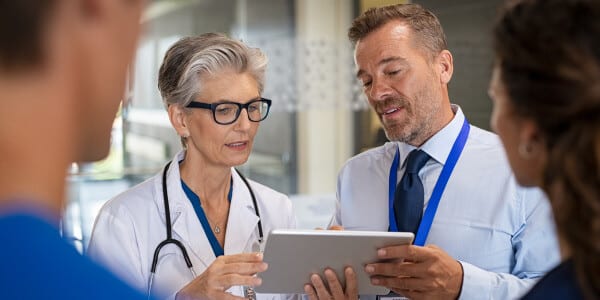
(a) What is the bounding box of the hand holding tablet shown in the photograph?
[254,229,414,295]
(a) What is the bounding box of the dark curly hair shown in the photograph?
[493,0,600,298]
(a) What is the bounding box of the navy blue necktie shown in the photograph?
[394,149,430,235]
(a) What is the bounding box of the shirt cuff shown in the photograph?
[457,261,491,300]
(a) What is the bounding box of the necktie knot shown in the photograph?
[393,149,430,235]
[405,150,430,174]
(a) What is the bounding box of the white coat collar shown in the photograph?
[224,169,261,254]
[153,150,260,269]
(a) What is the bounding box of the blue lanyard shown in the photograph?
[388,118,470,246]
[181,179,233,257]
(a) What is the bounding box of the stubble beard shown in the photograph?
[377,95,439,146]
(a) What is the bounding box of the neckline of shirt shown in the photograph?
[395,104,466,168]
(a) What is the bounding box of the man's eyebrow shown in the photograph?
[355,56,407,79]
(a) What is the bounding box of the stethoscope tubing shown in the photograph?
[147,161,262,297]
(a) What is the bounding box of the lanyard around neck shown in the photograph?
[388,118,470,246]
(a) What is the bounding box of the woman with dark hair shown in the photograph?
[490,0,600,298]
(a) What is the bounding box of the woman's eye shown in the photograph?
[248,105,259,112]
[217,107,233,114]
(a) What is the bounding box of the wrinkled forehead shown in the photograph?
[354,21,413,58]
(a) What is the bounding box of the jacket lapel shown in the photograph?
[156,151,216,269]
[154,156,260,271]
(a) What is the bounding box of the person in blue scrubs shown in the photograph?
[490,0,600,298]
[0,0,150,299]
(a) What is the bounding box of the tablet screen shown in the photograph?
[255,229,414,295]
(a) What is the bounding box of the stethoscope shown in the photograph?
[147,161,263,297]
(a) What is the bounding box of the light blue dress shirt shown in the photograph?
[330,106,560,299]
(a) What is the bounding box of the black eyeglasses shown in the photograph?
[186,98,272,125]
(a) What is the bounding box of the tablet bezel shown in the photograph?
[255,229,414,295]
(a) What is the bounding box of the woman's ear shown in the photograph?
[517,119,548,187]
[168,104,190,138]
[518,120,545,159]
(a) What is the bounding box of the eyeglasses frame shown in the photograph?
[185,98,272,125]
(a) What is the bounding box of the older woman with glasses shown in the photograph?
[88,33,297,300]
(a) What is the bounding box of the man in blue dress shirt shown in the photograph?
[304,3,560,300]
[0,0,151,299]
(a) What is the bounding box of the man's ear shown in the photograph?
[168,105,190,138]
[76,0,106,21]
[437,50,453,85]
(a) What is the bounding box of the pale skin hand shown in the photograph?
[304,267,359,300]
[365,244,463,300]
[175,253,267,300]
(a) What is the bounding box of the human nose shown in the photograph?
[233,108,252,131]
[368,77,393,102]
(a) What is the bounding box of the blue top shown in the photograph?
[521,259,586,300]
[181,179,233,257]
[331,105,560,299]
[0,207,150,299]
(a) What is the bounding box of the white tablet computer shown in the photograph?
[254,229,414,295]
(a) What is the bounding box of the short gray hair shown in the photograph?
[158,32,268,109]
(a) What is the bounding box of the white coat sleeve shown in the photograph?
[327,169,345,228]
[286,196,298,230]
[88,204,147,294]
[283,194,301,300]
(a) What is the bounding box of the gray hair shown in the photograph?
[158,33,268,109]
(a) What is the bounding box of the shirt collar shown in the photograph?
[396,104,465,167]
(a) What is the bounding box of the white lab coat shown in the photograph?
[88,151,297,300]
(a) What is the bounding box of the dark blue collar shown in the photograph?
[180,178,233,257]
